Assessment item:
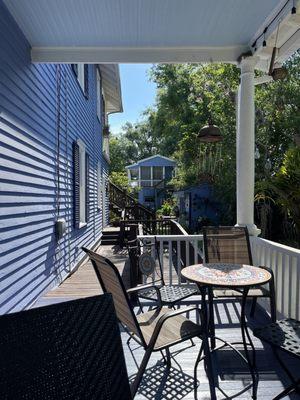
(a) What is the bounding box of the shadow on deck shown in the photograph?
[35,244,299,399]
[125,299,299,400]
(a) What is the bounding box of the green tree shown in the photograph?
[109,53,300,241]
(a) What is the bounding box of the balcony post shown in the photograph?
[236,56,260,236]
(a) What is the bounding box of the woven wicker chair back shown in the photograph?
[0,295,132,400]
[203,226,253,265]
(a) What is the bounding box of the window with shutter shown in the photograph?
[73,141,80,229]
[85,153,90,221]
[71,64,86,96]
[73,139,87,228]
[71,64,78,76]
[84,65,89,98]
[101,94,106,127]
[96,68,101,120]
[97,162,102,210]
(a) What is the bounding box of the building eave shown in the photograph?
[98,64,123,114]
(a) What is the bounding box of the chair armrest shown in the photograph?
[127,283,162,307]
[126,238,138,247]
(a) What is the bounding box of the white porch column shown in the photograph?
[236,56,260,236]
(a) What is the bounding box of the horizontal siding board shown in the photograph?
[0,1,106,314]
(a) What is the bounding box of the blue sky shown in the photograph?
[109,64,157,135]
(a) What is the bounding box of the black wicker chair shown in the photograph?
[0,295,132,400]
[254,319,300,400]
[127,237,198,309]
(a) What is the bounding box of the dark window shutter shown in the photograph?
[73,141,80,229]
[71,64,78,76]
[85,153,90,222]
[84,65,89,97]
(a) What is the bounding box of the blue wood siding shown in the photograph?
[0,1,108,314]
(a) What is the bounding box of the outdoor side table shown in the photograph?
[181,263,272,400]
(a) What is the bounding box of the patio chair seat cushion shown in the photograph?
[253,318,300,357]
[213,286,270,298]
[137,307,202,350]
[138,284,198,305]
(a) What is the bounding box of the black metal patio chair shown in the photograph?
[254,318,300,400]
[83,247,217,399]
[0,294,132,400]
[203,226,277,322]
[127,237,198,309]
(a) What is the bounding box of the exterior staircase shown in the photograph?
[109,181,155,220]
[102,182,155,248]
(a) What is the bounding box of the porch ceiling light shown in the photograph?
[198,119,222,143]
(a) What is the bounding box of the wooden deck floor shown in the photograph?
[35,245,300,400]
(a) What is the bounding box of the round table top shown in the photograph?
[181,263,272,288]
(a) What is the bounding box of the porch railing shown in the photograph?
[137,234,203,285]
[136,232,300,320]
[250,236,300,320]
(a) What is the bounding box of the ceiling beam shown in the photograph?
[31,45,248,64]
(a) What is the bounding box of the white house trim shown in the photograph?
[31,46,248,64]
[125,154,176,169]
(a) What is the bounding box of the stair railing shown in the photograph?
[109,181,155,220]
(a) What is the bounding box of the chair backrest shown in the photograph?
[127,237,164,285]
[203,226,253,265]
[83,248,145,346]
[0,294,132,400]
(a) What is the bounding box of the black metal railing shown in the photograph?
[109,181,155,221]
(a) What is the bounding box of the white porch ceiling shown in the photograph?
[3,0,300,66]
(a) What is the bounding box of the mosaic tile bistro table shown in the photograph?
[182,263,272,400]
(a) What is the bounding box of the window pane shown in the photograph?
[153,166,163,180]
[130,169,138,180]
[140,166,151,180]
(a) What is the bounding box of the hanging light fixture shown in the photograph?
[198,118,222,143]
[268,21,288,81]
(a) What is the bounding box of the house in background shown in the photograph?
[126,155,176,209]
[0,0,122,314]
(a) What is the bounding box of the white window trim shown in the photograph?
[76,64,85,93]
[77,139,87,228]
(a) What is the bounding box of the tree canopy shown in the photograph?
[109,52,300,244]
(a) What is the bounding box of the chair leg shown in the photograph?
[165,347,171,369]
[194,342,204,399]
[250,297,257,318]
[131,347,153,397]
[202,335,217,400]
[269,278,277,322]
[208,288,216,349]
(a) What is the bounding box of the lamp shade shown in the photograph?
[198,121,222,143]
